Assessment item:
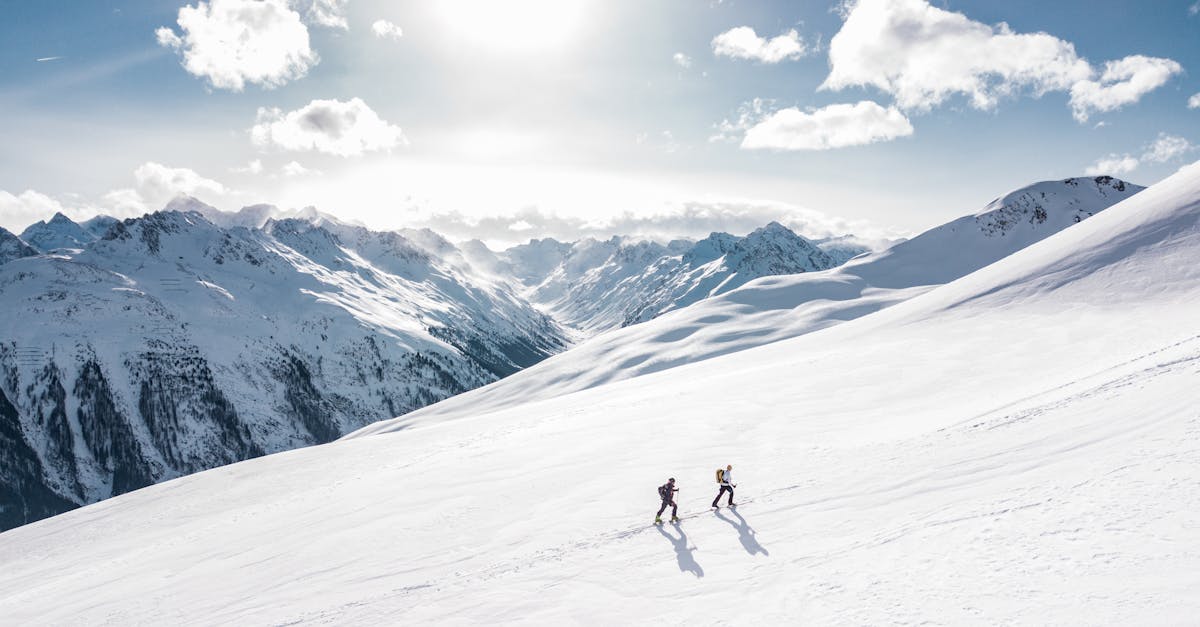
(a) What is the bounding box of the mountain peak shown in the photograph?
[19,212,92,252]
[0,226,39,264]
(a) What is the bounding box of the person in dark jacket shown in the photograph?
[656,477,679,524]
[712,464,736,508]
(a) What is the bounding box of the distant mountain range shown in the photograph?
[0,198,870,529]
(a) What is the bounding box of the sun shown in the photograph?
[431,0,591,52]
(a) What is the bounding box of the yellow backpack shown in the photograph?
[716,468,724,483]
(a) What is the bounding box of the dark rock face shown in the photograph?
[74,360,154,496]
[0,386,78,530]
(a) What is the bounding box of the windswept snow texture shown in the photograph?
[0,167,1196,624]
[356,176,1143,429]
[0,207,566,530]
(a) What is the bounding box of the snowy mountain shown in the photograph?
[0,206,567,530]
[0,177,1136,531]
[18,212,115,252]
[812,234,875,264]
[0,227,38,265]
[0,166,1195,624]
[503,221,840,332]
[355,176,1144,426]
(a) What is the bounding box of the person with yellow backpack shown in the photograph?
[712,464,736,509]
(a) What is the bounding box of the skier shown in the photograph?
[656,477,680,524]
[712,464,736,509]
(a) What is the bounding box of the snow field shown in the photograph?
[0,167,1196,623]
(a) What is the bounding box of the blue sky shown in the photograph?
[1,0,1198,245]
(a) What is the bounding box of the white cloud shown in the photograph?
[1189,93,1200,109]
[156,0,317,91]
[0,189,70,231]
[251,98,407,157]
[1143,134,1193,163]
[712,26,808,63]
[102,188,148,215]
[747,102,912,151]
[371,19,403,40]
[822,0,1179,122]
[673,52,693,69]
[1191,2,1200,15]
[1084,155,1140,176]
[1069,56,1183,122]
[306,0,348,29]
[718,100,913,151]
[233,159,264,175]
[280,161,319,177]
[1085,133,1195,176]
[0,164,232,231]
[134,162,227,205]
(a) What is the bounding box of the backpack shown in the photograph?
[716,468,724,484]
[658,484,668,500]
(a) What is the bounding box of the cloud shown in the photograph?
[1192,2,1200,15]
[251,98,407,157]
[306,0,348,29]
[1068,56,1182,122]
[1085,133,1195,176]
[415,201,899,249]
[0,189,70,231]
[1142,134,1193,162]
[1189,93,1200,109]
[713,98,912,150]
[280,161,320,177]
[673,52,692,69]
[1084,155,1140,176]
[823,0,1179,121]
[156,0,317,91]
[134,162,227,205]
[742,101,913,151]
[0,163,232,231]
[712,26,809,63]
[233,159,264,175]
[371,19,403,40]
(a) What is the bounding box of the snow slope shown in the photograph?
[355,176,1143,427]
[0,166,1196,624]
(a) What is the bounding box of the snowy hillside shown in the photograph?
[501,222,841,332]
[356,176,1143,427]
[0,206,567,530]
[0,166,1195,623]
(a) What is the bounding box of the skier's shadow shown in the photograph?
[656,523,704,578]
[714,507,769,556]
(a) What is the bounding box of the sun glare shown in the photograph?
[432,0,591,52]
